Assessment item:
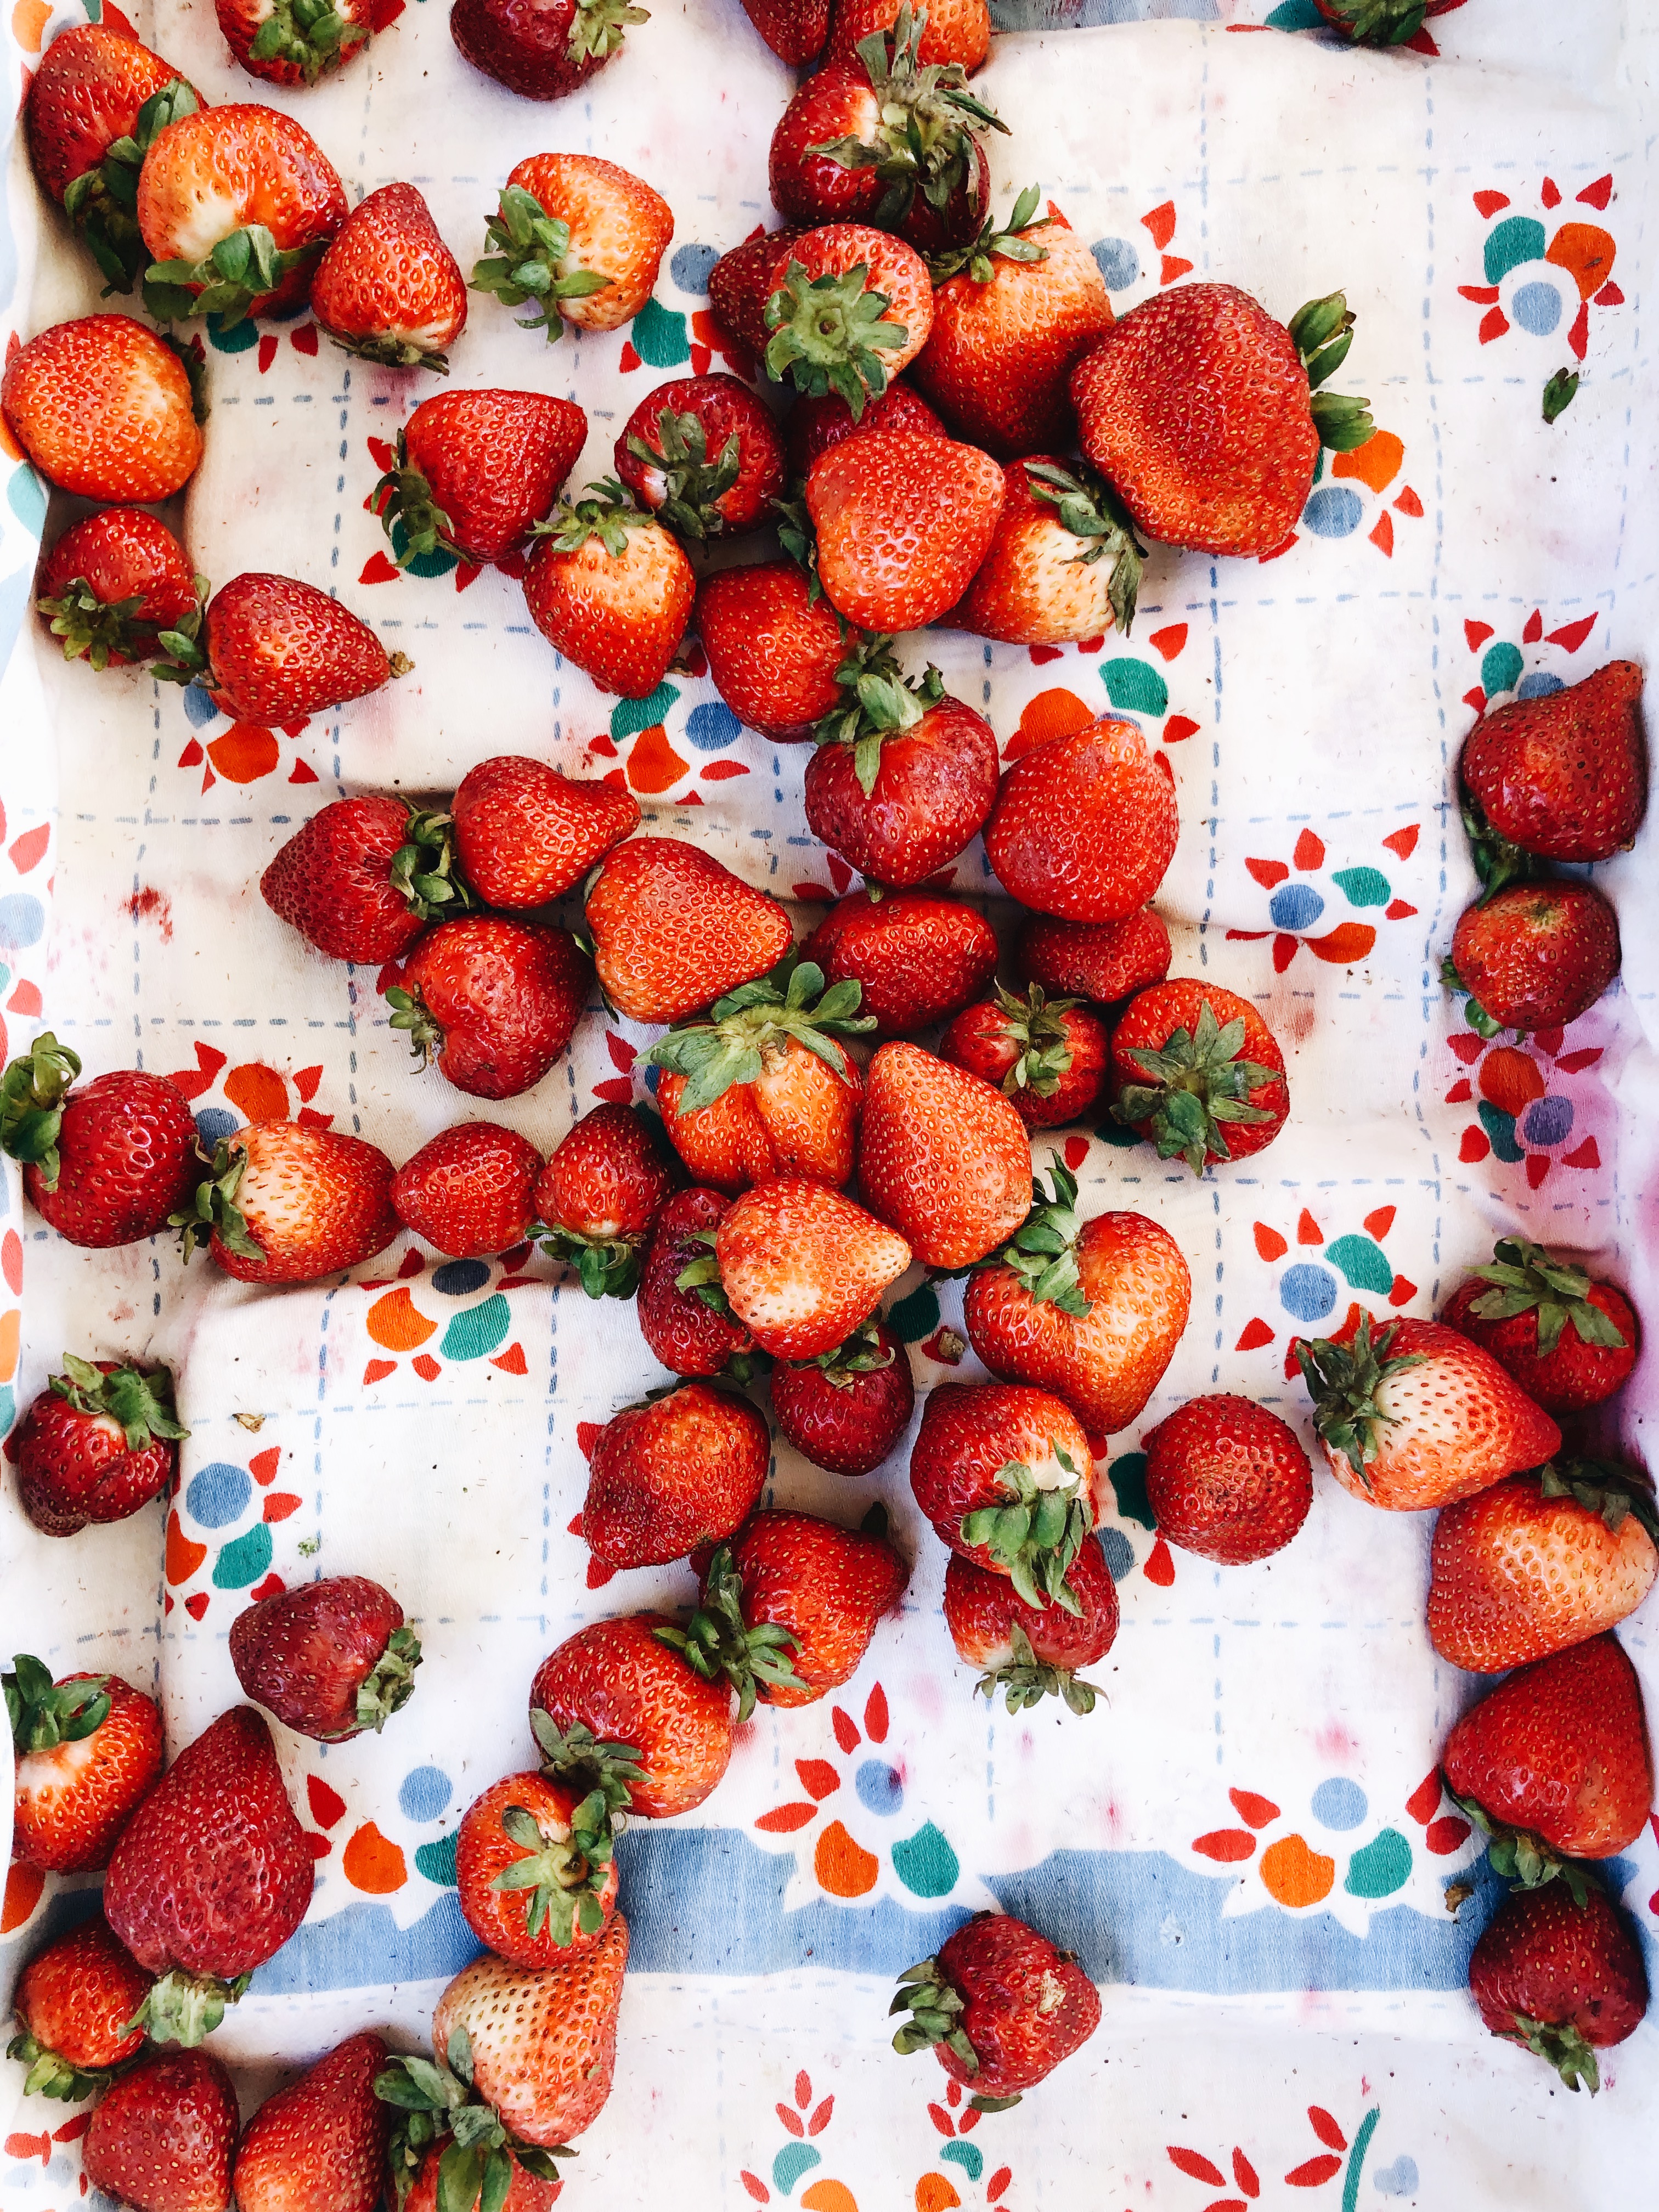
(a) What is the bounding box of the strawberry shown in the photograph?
[531,1617,732,1818]
[156,571,400,724]
[375,390,588,569]
[2,314,202,501]
[804,641,1000,887]
[378,2040,571,2212]
[956,456,1144,642]
[229,1574,421,1740]
[943,1531,1118,1715]
[138,103,348,326]
[1426,1461,1659,1672]
[986,715,1177,924]
[385,916,590,1100]
[104,1706,313,2045]
[523,480,694,698]
[533,1103,674,1299]
[8,1657,164,1868]
[1315,0,1462,41]
[692,1176,912,1358]
[1460,661,1646,885]
[615,372,787,540]
[218,0,378,83]
[1142,1394,1313,1564]
[262,795,466,967]
[432,1916,628,2146]
[8,1918,152,2102]
[1296,1312,1561,1514]
[394,1122,543,1259]
[1467,1884,1647,2093]
[1,1036,199,1249]
[1070,285,1373,557]
[738,0,827,60]
[1110,981,1289,1175]
[807,427,1003,629]
[695,558,848,741]
[787,375,945,476]
[451,0,647,99]
[1441,1237,1637,1413]
[770,1317,916,1475]
[12,1357,188,1539]
[233,2032,390,2212]
[757,223,934,411]
[584,837,794,1025]
[177,1119,400,1285]
[962,1162,1189,1437]
[860,1039,1030,1268]
[910,1380,1097,1608]
[941,986,1109,1128]
[311,183,467,369]
[456,1773,619,1967]
[913,190,1115,458]
[830,0,989,66]
[1020,907,1172,1007]
[473,154,672,340]
[1444,881,1620,1036]
[84,2048,240,2212]
[582,1380,771,1570]
[891,1912,1100,2104]
[637,1188,759,1378]
[37,507,199,671]
[452,756,637,911]
[646,955,872,1192]
[805,891,998,1035]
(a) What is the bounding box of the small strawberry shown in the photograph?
[262,796,467,967]
[1070,284,1372,557]
[2,314,202,501]
[531,1617,732,1818]
[473,154,672,340]
[523,479,694,698]
[12,1358,188,1539]
[615,372,787,540]
[962,1161,1190,1438]
[452,756,639,908]
[1314,0,1464,42]
[829,0,989,67]
[533,1103,674,1300]
[637,1188,759,1378]
[696,558,848,741]
[805,890,998,1035]
[218,0,379,84]
[9,1657,164,1870]
[385,916,590,1100]
[1460,661,1646,887]
[37,507,199,671]
[176,1119,400,1285]
[986,715,1177,924]
[1110,980,1289,1175]
[584,837,794,1025]
[1468,1884,1647,2093]
[375,390,589,568]
[770,1317,916,1475]
[689,1175,911,1359]
[1441,1238,1637,1413]
[84,2048,240,2211]
[25,33,198,292]
[943,1531,1118,1715]
[394,1122,543,1259]
[1019,907,1172,1007]
[1,1035,200,1249]
[910,1381,1097,1609]
[737,0,827,61]
[1426,1460,1659,1672]
[891,1912,1101,2104]
[451,0,648,99]
[1142,1394,1313,1564]
[859,1039,1031,1268]
[311,182,467,370]
[104,1706,314,2045]
[957,456,1144,642]
[941,986,1109,1128]
[913,189,1115,458]
[582,1380,771,1570]
[230,1575,421,1740]
[1296,1311,1561,1514]
[787,376,945,476]
[1444,881,1620,1037]
[757,223,934,410]
[377,2036,572,2211]
[155,571,401,725]
[8,1918,151,2102]
[807,427,1003,630]
[456,1772,619,1967]
[233,2032,390,2212]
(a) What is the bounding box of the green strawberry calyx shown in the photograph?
[1316,0,1427,45]
[1022,459,1144,636]
[51,1354,189,1451]
[0,1032,83,1186]
[763,259,909,420]
[1468,1237,1629,1359]
[973,1623,1099,1718]
[982,987,1085,1106]
[960,1450,1092,1615]
[128,1968,253,2049]
[567,0,649,65]
[1499,2011,1601,2096]
[925,179,1051,286]
[813,635,941,795]
[1458,791,1539,903]
[529,1711,644,1839]
[490,1796,613,1949]
[964,1156,1092,1317]
[1531,1456,1659,1549]
[145,224,325,332]
[1438,953,1504,1041]
[384,983,445,1068]
[1448,1787,1601,1907]
[654,1545,805,1723]
[390,805,476,923]
[65,78,198,296]
[5,1652,111,1754]
[645,951,874,1111]
[170,1137,267,1266]
[532,477,658,558]
[376,2032,575,2210]
[471,186,614,341]
[244,0,371,85]
[890,1955,983,2073]
[5,2024,127,2103]
[533,1217,650,1301]
[1286,290,1374,453]
[340,1623,422,1738]
[374,433,462,565]
[37,577,158,673]
[625,408,742,542]
[149,575,217,693]
[1294,1312,1427,1490]
[785,1314,897,1391]
[1114,996,1280,1176]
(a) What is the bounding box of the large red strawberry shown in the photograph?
[1445,882,1620,1035]
[941,986,1109,1128]
[805,890,998,1034]
[233,2032,390,2212]
[957,455,1144,642]
[807,427,1003,629]
[828,0,989,66]
[531,1618,733,1818]
[1,1035,199,1249]
[754,224,934,413]
[1441,1237,1637,1413]
[534,1103,674,1299]
[311,183,467,369]
[787,375,945,476]
[523,481,694,698]
[9,1918,152,2103]
[615,373,787,540]
[911,1381,1097,1608]
[452,755,638,908]
[9,1658,164,1869]
[944,1532,1118,1714]
[1142,1395,1313,1564]
[218,0,380,84]
[394,1122,543,1259]
[1468,1884,1647,2093]
[860,1040,1031,1268]
[770,1318,916,1475]
[585,838,794,1025]
[696,559,848,741]
[432,1916,628,2146]
[178,1120,400,1285]
[582,1380,771,1570]
[156,571,398,724]
[230,1575,421,1740]
[12,1358,187,1538]
[693,1177,911,1358]
[986,715,1177,923]
[450,0,647,99]
[891,1913,1101,2103]
[37,507,199,671]
[637,1188,760,1378]
[3,314,202,501]
[1111,980,1289,1174]
[386,916,590,1099]
[84,2049,240,2211]
[1460,661,1646,885]
[1020,908,1172,1007]
[455,1772,619,1967]
[262,795,467,966]
[473,154,672,338]
[375,390,588,568]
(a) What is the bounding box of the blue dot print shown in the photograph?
[1301,486,1363,539]
[432,1259,492,1297]
[194,1107,238,1147]
[1269,883,1325,932]
[685,701,742,754]
[187,1461,252,1528]
[1510,279,1563,337]
[1523,1096,1575,1146]
[399,1766,453,1822]
[854,1760,904,1817]
[669,242,719,296]
[1090,236,1139,290]
[1517,672,1565,700]
[1311,1776,1368,1831]
[1279,1263,1338,1323]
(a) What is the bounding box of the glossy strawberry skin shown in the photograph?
[806,428,1003,633]
[828,0,989,64]
[956,454,1136,645]
[637,1188,758,1378]
[229,1575,408,1741]
[910,1381,1096,1567]
[940,997,1109,1128]
[84,2048,240,2212]
[1441,1272,1638,1414]
[1142,1395,1313,1564]
[944,1532,1119,1672]
[987,717,1178,924]
[770,1322,916,1475]
[218,0,375,84]
[858,1040,1031,1271]
[1461,661,1647,864]
[724,1508,909,1704]
[25,1068,200,1250]
[451,0,628,99]
[455,1772,620,1968]
[38,507,198,665]
[453,757,640,910]
[14,1918,153,2074]
[714,1177,911,1359]
[202,573,390,724]
[501,154,673,333]
[12,1670,165,1867]
[535,1103,673,1242]
[738,0,828,60]
[786,377,945,478]
[261,795,430,966]
[210,1121,399,1285]
[393,1122,542,1258]
[531,1618,733,1819]
[772,222,934,379]
[523,510,695,700]
[805,891,998,1035]
[25,25,191,206]
[582,1381,771,1571]
[2,315,202,502]
[770,58,986,246]
[400,917,590,1100]
[1111,980,1290,1169]
[585,838,794,1026]
[696,560,847,742]
[311,182,467,362]
[14,1383,180,1538]
[929,1915,1102,2095]
[1469,1886,1647,2063]
[1450,882,1620,1032]
[805,692,1000,888]
[657,1043,862,1194]
[1020,909,1172,1006]
[615,373,787,536]
[392,390,588,566]
[232,2032,390,2212]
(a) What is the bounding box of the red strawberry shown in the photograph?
[615,372,787,541]
[1427,1462,1658,1672]
[218,0,379,83]
[1445,881,1620,1035]
[696,558,848,741]
[1460,661,1646,881]
[637,1188,759,1378]
[532,1618,733,1817]
[1468,1884,1647,2092]
[943,1531,1118,1714]
[807,427,1003,630]
[914,191,1115,458]
[1110,980,1289,1174]
[1070,285,1373,557]
[233,2032,389,2212]
[311,183,467,369]
[702,1176,911,1358]
[9,1660,163,1870]
[523,481,693,698]
[230,1575,420,1740]
[378,2043,571,2211]
[394,1122,543,1258]
[1020,907,1172,1006]
[534,1103,674,1299]
[1142,1394,1313,1564]
[452,757,638,909]
[737,0,827,59]
[37,507,198,670]
[456,1771,619,1967]
[9,1917,152,2101]
[891,1912,1101,2102]
[582,1380,771,1570]
[756,223,934,408]
[787,376,945,477]
[585,837,794,1025]
[157,571,398,724]
[473,154,672,339]
[179,1119,400,1285]
[138,103,348,325]
[957,456,1144,642]
[432,1916,628,2146]
[1297,1312,1561,1514]
[860,1039,1030,1267]
[1441,1238,1637,1413]
[1315,0,1467,41]
[805,890,997,1035]
[986,715,1177,924]
[262,795,465,967]
[910,1381,1097,1607]
[830,0,988,67]
[84,2048,240,2212]
[451,0,647,99]
[1,1036,199,1249]
[104,1707,313,2044]
[386,916,590,1100]
[770,1317,916,1475]
[403,2144,561,2212]
[2,314,201,501]
[12,1358,187,1539]
[941,986,1109,1128]
[375,390,588,568]
[962,1163,1190,1437]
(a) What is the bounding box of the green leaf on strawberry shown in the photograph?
[170,1136,267,1265]
[973,1623,1099,1717]
[1438,953,1504,1040]
[959,1452,1092,1615]
[1500,2012,1602,2095]
[1022,459,1145,635]
[5,1652,111,1754]
[624,409,741,542]
[0,1031,83,1185]
[375,2040,575,2211]
[924,180,1050,287]
[1288,289,1374,452]
[51,1354,189,1451]
[527,1712,644,1829]
[130,1966,253,2048]
[470,185,614,340]
[645,952,874,1111]
[653,1544,805,1723]
[889,1956,979,2070]
[1114,997,1279,1175]
[69,78,199,296]
[763,259,908,419]
[1469,1237,1629,1359]
[4,2024,125,2103]
[1294,1312,1427,1488]
[1448,1786,1602,1907]
[490,1798,612,1947]
[965,1156,1092,1317]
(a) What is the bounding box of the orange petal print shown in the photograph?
[915,2180,961,2212]
[1331,430,1404,494]
[814,1821,878,1898]
[801,2186,860,2212]
[366,1287,437,1351]
[166,1511,207,1586]
[625,725,689,794]
[2,1862,46,1933]
[1544,222,1616,300]
[206,725,282,783]
[1002,688,1096,763]
[1259,1834,1336,1909]
[223,1063,290,1122]
[341,1822,407,1893]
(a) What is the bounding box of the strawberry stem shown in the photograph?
[967,1155,1091,1316]
[645,951,874,1110]
[1316,0,1427,43]
[1501,2012,1601,2094]
[625,409,741,541]
[566,0,649,62]
[246,0,371,83]
[924,181,1049,286]
[890,1956,980,2070]
[532,477,658,557]
[50,1354,188,1450]
[1447,1788,1601,1906]
[375,2038,575,2210]
[528,1712,643,1834]
[812,635,933,795]
[1458,791,1539,902]
[5,2025,129,2103]
[37,578,153,672]
[1468,1236,1628,1358]
[1113,997,1279,1175]
[343,1622,422,1736]
[763,260,909,419]
[4,1654,111,1754]
[490,1798,612,1946]
[1022,459,1144,635]
[471,186,614,340]
[128,1968,253,2048]
[1542,367,1579,424]
[390,806,475,922]
[785,1315,898,1389]
[1438,955,1503,1041]
[1294,1312,1427,1487]
[653,1545,805,1723]
[959,1453,1092,1615]
[1287,290,1374,453]
[973,1624,1099,1717]
[0,1032,83,1184]
[145,225,325,331]
[170,1137,266,1265]
[66,78,199,296]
